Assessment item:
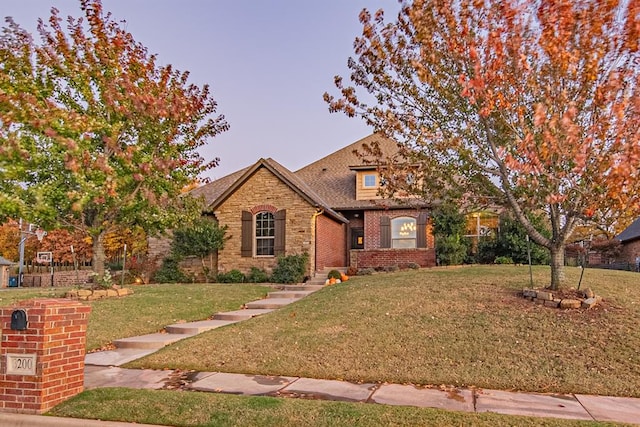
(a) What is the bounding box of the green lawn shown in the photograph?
[49,387,628,427]
[0,283,271,350]
[126,266,640,398]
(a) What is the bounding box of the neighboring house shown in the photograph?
[150,134,437,278]
[615,218,640,266]
[0,256,14,288]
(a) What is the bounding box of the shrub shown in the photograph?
[356,267,375,276]
[271,253,309,284]
[327,269,342,280]
[407,262,420,270]
[346,266,358,276]
[216,269,246,283]
[436,235,469,266]
[495,256,514,264]
[247,267,270,283]
[384,264,400,272]
[153,256,189,283]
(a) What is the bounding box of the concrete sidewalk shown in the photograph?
[79,366,640,425]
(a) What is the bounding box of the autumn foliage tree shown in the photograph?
[325,0,640,289]
[0,0,228,278]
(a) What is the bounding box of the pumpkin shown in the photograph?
[329,277,337,285]
[340,273,349,282]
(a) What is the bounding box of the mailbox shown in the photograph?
[10,309,27,330]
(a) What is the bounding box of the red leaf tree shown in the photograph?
[325,0,640,289]
[1,0,228,278]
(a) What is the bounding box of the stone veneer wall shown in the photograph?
[21,270,92,287]
[316,214,347,270]
[215,167,318,276]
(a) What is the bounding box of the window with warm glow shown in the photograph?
[391,217,417,248]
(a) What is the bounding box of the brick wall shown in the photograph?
[215,167,317,275]
[350,248,436,269]
[316,215,347,269]
[21,270,92,287]
[0,299,91,414]
[619,239,640,264]
[364,209,434,249]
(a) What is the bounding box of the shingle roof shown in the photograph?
[294,133,418,210]
[189,167,249,208]
[616,218,640,242]
[192,133,428,216]
[203,158,347,224]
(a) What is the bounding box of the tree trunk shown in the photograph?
[92,231,107,278]
[549,245,565,290]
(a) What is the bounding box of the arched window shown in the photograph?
[255,211,275,256]
[391,217,417,248]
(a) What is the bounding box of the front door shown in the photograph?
[351,227,364,249]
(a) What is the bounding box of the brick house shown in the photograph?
[178,134,436,277]
[615,218,640,268]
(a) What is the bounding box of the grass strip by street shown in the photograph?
[0,283,270,350]
[48,387,629,427]
[127,266,640,398]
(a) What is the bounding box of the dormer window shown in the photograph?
[363,174,377,188]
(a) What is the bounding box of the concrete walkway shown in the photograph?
[16,277,640,426]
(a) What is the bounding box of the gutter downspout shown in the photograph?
[311,208,324,276]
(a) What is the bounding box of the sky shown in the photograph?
[3,0,401,180]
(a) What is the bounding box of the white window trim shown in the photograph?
[391,216,417,249]
[254,212,275,257]
[363,174,377,188]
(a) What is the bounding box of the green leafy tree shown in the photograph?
[432,204,469,266]
[0,0,228,278]
[325,0,640,290]
[171,217,228,282]
[491,213,550,265]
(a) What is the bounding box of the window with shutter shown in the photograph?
[241,211,252,257]
[274,210,286,256]
[255,211,275,256]
[417,213,428,248]
[380,216,391,248]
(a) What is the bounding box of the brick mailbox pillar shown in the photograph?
[0,298,91,414]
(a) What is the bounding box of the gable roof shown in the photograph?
[0,256,14,266]
[190,167,249,208]
[294,133,418,210]
[202,158,347,224]
[616,218,640,243]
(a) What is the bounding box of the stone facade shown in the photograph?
[21,270,92,287]
[215,168,319,276]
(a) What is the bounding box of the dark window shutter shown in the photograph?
[274,209,286,256]
[241,211,252,257]
[417,213,428,248]
[380,216,391,248]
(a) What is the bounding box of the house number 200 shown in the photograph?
[12,358,33,370]
[6,354,37,375]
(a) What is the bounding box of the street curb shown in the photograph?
[0,412,166,427]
